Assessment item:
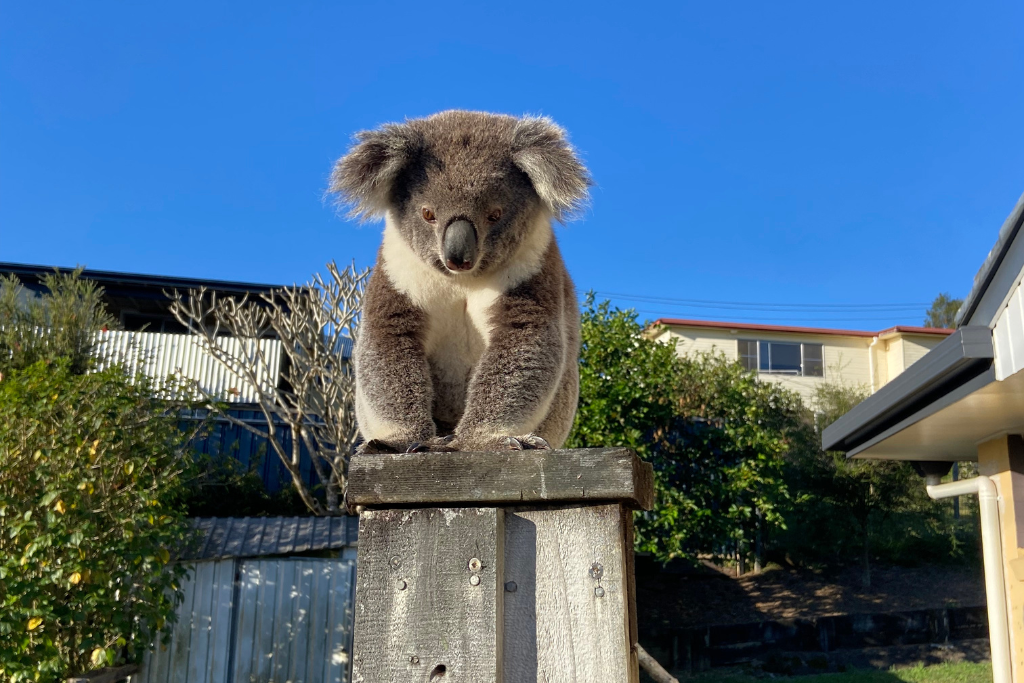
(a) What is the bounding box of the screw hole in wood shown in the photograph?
[430,664,447,680]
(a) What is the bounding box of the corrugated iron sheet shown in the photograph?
[188,517,358,561]
[93,330,281,403]
[233,559,355,683]
[137,557,355,683]
[136,560,235,683]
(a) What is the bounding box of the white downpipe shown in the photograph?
[926,475,1011,683]
[868,336,879,393]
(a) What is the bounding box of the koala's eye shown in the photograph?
[421,208,437,224]
[487,208,502,223]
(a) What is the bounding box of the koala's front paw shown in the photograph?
[358,439,399,454]
[410,435,457,452]
[505,434,552,450]
[358,438,438,455]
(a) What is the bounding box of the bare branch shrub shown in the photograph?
[168,261,369,515]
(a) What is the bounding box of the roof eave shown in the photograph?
[821,326,995,454]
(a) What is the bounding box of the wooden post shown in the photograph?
[348,447,654,683]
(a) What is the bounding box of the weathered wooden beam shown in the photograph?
[503,504,639,682]
[636,644,679,683]
[66,665,138,683]
[348,447,654,510]
[352,507,504,682]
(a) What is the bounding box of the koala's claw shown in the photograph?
[405,442,430,453]
[359,439,399,454]
[505,435,551,451]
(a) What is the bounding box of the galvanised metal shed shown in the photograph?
[135,516,359,683]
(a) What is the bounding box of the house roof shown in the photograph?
[186,516,358,561]
[1,261,288,331]
[956,191,1024,326]
[0,262,283,296]
[824,190,1024,460]
[821,327,994,457]
[652,318,953,339]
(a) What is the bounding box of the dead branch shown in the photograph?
[168,261,369,515]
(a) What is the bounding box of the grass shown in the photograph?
[685,661,992,683]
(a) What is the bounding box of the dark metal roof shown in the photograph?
[0,262,288,331]
[821,327,994,454]
[956,192,1024,326]
[186,516,358,561]
[0,262,283,296]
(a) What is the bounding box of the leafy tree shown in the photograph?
[567,296,801,565]
[783,379,925,587]
[0,269,116,376]
[924,292,963,329]
[0,361,197,680]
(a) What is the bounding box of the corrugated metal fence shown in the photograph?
[138,558,356,683]
[136,518,358,683]
[93,330,282,404]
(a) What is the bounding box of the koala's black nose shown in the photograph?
[442,219,478,272]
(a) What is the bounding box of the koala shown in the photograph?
[330,110,590,453]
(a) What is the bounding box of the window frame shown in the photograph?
[737,339,825,378]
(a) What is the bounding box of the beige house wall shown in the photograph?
[901,334,939,368]
[656,325,947,410]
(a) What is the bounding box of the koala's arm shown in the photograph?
[354,269,435,451]
[455,265,568,449]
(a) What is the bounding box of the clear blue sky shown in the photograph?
[2,1,1021,328]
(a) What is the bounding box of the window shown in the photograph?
[737,340,825,377]
[802,343,824,377]
[738,340,758,371]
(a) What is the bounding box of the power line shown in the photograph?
[594,291,930,311]
[628,309,926,324]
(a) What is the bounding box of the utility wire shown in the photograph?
[629,309,926,324]
[595,291,929,311]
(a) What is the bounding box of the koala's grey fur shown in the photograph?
[330,110,590,453]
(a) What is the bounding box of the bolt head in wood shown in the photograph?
[589,562,604,580]
[468,557,482,572]
[410,655,420,664]
[504,581,518,592]
[594,586,605,598]
[469,574,481,586]
[389,555,402,570]
[397,579,407,591]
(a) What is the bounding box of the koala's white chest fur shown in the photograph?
[379,213,553,393]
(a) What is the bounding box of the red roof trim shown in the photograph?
[651,318,954,338]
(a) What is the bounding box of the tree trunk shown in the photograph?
[754,508,763,574]
[861,522,871,589]
[952,462,960,520]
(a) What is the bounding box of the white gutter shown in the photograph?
[868,336,879,393]
[925,475,1011,683]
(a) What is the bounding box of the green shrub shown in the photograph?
[567,297,801,563]
[0,270,115,376]
[0,360,197,681]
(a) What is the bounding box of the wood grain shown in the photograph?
[352,507,504,683]
[502,504,638,682]
[348,447,654,510]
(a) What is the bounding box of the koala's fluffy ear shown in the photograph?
[511,116,592,222]
[330,123,422,220]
